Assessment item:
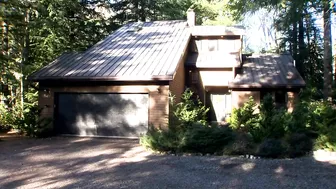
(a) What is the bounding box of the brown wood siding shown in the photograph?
[190,38,241,53]
[38,84,169,130]
[231,91,260,110]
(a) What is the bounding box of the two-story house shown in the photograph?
[28,10,305,137]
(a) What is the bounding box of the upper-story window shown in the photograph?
[192,36,241,53]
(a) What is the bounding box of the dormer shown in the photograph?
[187,26,244,68]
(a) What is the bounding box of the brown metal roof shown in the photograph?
[229,54,306,89]
[186,52,241,68]
[29,20,190,82]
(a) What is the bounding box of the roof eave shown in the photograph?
[28,75,174,82]
[228,83,306,89]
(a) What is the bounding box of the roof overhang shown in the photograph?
[28,75,174,82]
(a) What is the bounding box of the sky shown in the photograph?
[241,9,336,56]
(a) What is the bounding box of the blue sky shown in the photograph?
[241,9,336,56]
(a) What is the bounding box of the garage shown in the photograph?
[55,93,149,137]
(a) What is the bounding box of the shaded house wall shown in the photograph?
[185,35,242,123]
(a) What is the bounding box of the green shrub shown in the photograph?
[182,125,234,154]
[229,94,289,143]
[223,132,256,155]
[141,89,233,154]
[172,89,209,129]
[308,101,336,151]
[257,94,289,141]
[256,138,286,158]
[315,133,336,151]
[16,105,53,138]
[228,97,258,132]
[140,126,184,153]
[141,125,234,154]
[286,133,313,157]
[0,103,21,131]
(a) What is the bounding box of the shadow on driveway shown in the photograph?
[0,136,335,189]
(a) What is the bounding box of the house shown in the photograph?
[28,10,305,137]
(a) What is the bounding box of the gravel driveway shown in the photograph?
[1,136,335,189]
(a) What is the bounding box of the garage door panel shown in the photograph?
[56,93,148,137]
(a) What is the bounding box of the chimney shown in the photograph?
[187,9,195,27]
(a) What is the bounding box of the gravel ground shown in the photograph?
[0,136,336,189]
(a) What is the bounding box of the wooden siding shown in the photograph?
[190,39,241,53]
[199,70,234,86]
[186,52,240,68]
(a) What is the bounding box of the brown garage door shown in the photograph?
[55,93,149,137]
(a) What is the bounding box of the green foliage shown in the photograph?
[141,88,232,154]
[140,126,185,153]
[286,133,313,157]
[229,96,258,132]
[1,0,117,136]
[182,125,234,154]
[256,138,286,158]
[311,102,336,151]
[172,89,209,128]
[229,95,289,143]
[15,104,53,138]
[223,132,256,155]
[257,94,289,141]
[0,103,22,130]
[141,125,234,154]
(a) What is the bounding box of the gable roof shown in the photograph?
[229,54,306,89]
[29,20,190,82]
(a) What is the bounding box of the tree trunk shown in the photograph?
[20,7,30,113]
[292,20,298,66]
[323,0,333,100]
[298,13,305,78]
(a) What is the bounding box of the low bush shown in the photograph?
[140,126,184,153]
[182,125,234,154]
[223,132,256,155]
[0,103,20,131]
[286,133,313,157]
[15,104,53,138]
[256,138,286,158]
[141,125,234,154]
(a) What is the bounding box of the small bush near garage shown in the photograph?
[16,104,53,138]
[0,103,53,138]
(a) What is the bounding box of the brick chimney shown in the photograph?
[187,9,195,27]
